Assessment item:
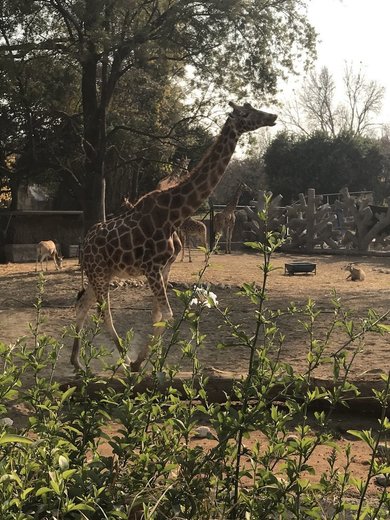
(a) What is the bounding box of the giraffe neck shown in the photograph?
[166,118,239,226]
[225,186,243,213]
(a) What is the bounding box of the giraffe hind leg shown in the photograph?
[96,288,132,366]
[179,232,185,262]
[71,284,96,369]
[71,284,132,370]
[227,228,232,253]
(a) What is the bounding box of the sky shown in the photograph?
[299,0,390,125]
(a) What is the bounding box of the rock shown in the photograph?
[375,474,389,487]
[192,426,217,440]
[377,443,390,463]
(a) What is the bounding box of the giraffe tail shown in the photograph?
[80,266,85,291]
[78,244,86,293]
[76,288,85,301]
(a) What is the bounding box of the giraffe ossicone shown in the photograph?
[71,101,277,371]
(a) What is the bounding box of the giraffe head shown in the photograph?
[228,101,277,134]
[238,181,255,200]
[239,181,253,194]
[174,155,190,173]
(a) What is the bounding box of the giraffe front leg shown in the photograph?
[202,233,208,262]
[227,227,232,254]
[131,269,173,372]
[129,297,165,373]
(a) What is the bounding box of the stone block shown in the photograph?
[4,244,37,262]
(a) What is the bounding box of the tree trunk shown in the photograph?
[81,51,106,232]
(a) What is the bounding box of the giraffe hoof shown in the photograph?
[71,361,84,372]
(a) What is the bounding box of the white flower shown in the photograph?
[189,287,218,308]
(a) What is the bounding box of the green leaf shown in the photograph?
[66,503,95,512]
[153,321,167,328]
[243,241,263,251]
[36,486,53,497]
[62,469,77,480]
[347,429,375,448]
[49,472,61,495]
[21,487,34,500]
[60,386,77,404]
[0,434,33,445]
[376,323,390,333]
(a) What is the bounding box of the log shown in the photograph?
[60,370,390,416]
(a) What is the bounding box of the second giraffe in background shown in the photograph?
[214,182,251,254]
[178,217,208,262]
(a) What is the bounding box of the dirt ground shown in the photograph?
[1,250,390,501]
[1,250,390,382]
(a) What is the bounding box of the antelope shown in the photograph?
[35,240,63,271]
[345,263,366,281]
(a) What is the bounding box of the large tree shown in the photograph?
[1,0,316,229]
[282,65,385,137]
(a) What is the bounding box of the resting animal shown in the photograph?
[345,263,365,281]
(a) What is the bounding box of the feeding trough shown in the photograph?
[284,262,317,276]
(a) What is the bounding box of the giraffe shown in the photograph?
[119,157,191,211]
[71,101,277,371]
[157,156,191,191]
[161,157,208,263]
[178,217,208,262]
[213,182,252,253]
[122,156,194,262]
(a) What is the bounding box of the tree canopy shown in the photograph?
[264,131,388,204]
[1,0,317,227]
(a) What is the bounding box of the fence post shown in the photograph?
[306,188,315,251]
[209,199,215,251]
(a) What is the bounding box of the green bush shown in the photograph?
[1,206,390,519]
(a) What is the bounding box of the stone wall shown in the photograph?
[1,211,83,262]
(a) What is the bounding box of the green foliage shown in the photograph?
[264,131,388,203]
[212,156,267,205]
[1,206,390,517]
